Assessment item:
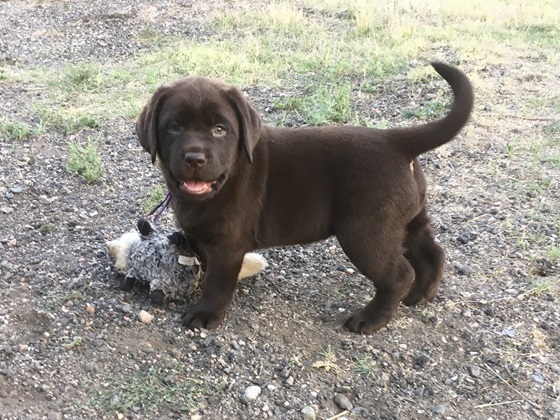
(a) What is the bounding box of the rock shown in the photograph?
[335,386,352,394]
[483,103,492,111]
[85,304,95,315]
[468,365,481,378]
[531,372,544,384]
[138,310,154,324]
[456,265,470,276]
[415,354,430,367]
[334,393,353,411]
[432,405,446,414]
[285,376,294,386]
[546,401,560,414]
[301,405,316,419]
[9,187,23,194]
[244,385,261,401]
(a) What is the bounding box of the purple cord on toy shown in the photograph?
[147,192,172,224]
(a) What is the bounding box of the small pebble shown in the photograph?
[432,405,446,414]
[285,376,294,386]
[301,405,316,420]
[531,373,544,384]
[138,310,154,324]
[468,365,481,378]
[244,385,261,401]
[547,401,560,414]
[85,304,95,314]
[334,393,353,411]
[415,354,430,367]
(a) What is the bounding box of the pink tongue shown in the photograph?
[182,181,212,194]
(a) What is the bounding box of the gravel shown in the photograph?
[1,0,559,419]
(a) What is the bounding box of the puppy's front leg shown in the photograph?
[181,247,245,330]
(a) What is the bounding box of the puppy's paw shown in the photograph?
[401,284,437,306]
[181,305,225,330]
[344,310,390,335]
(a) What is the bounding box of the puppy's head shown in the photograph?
[136,77,262,200]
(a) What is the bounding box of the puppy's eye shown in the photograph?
[167,123,182,135]
[211,125,227,137]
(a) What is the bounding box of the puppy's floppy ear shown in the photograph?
[226,87,262,163]
[136,85,169,164]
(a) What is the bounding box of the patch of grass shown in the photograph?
[63,64,100,91]
[40,223,57,235]
[92,365,202,415]
[67,140,105,183]
[403,98,451,120]
[354,355,376,377]
[34,105,100,133]
[543,153,560,168]
[276,82,353,125]
[0,118,33,141]
[528,278,557,296]
[64,336,83,350]
[135,27,165,43]
[354,9,374,35]
[43,291,85,311]
[312,345,342,373]
[141,185,166,214]
[542,121,560,135]
[547,246,560,260]
[214,2,307,34]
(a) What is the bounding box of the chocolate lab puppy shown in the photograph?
[136,62,474,334]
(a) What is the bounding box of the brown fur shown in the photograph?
[136,62,474,334]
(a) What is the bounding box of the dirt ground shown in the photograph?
[1,1,559,419]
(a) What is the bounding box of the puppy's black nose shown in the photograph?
[184,152,207,167]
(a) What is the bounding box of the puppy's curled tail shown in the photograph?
[389,62,474,157]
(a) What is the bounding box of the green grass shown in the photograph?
[528,278,557,296]
[403,98,451,120]
[354,355,376,377]
[43,290,85,312]
[40,223,57,235]
[141,185,166,214]
[276,81,353,125]
[547,246,560,260]
[92,365,204,415]
[0,118,33,141]
[67,140,105,182]
[1,0,559,134]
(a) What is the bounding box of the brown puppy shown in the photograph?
[136,62,474,334]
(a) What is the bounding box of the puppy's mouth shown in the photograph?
[178,173,227,198]
[180,180,214,195]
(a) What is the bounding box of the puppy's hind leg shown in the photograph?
[337,226,414,335]
[402,208,444,306]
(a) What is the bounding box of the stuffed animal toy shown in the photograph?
[107,218,267,304]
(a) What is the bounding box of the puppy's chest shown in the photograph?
[173,204,234,242]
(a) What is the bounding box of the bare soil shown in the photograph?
[1,1,559,419]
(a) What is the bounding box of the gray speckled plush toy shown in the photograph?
[107,219,267,304]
